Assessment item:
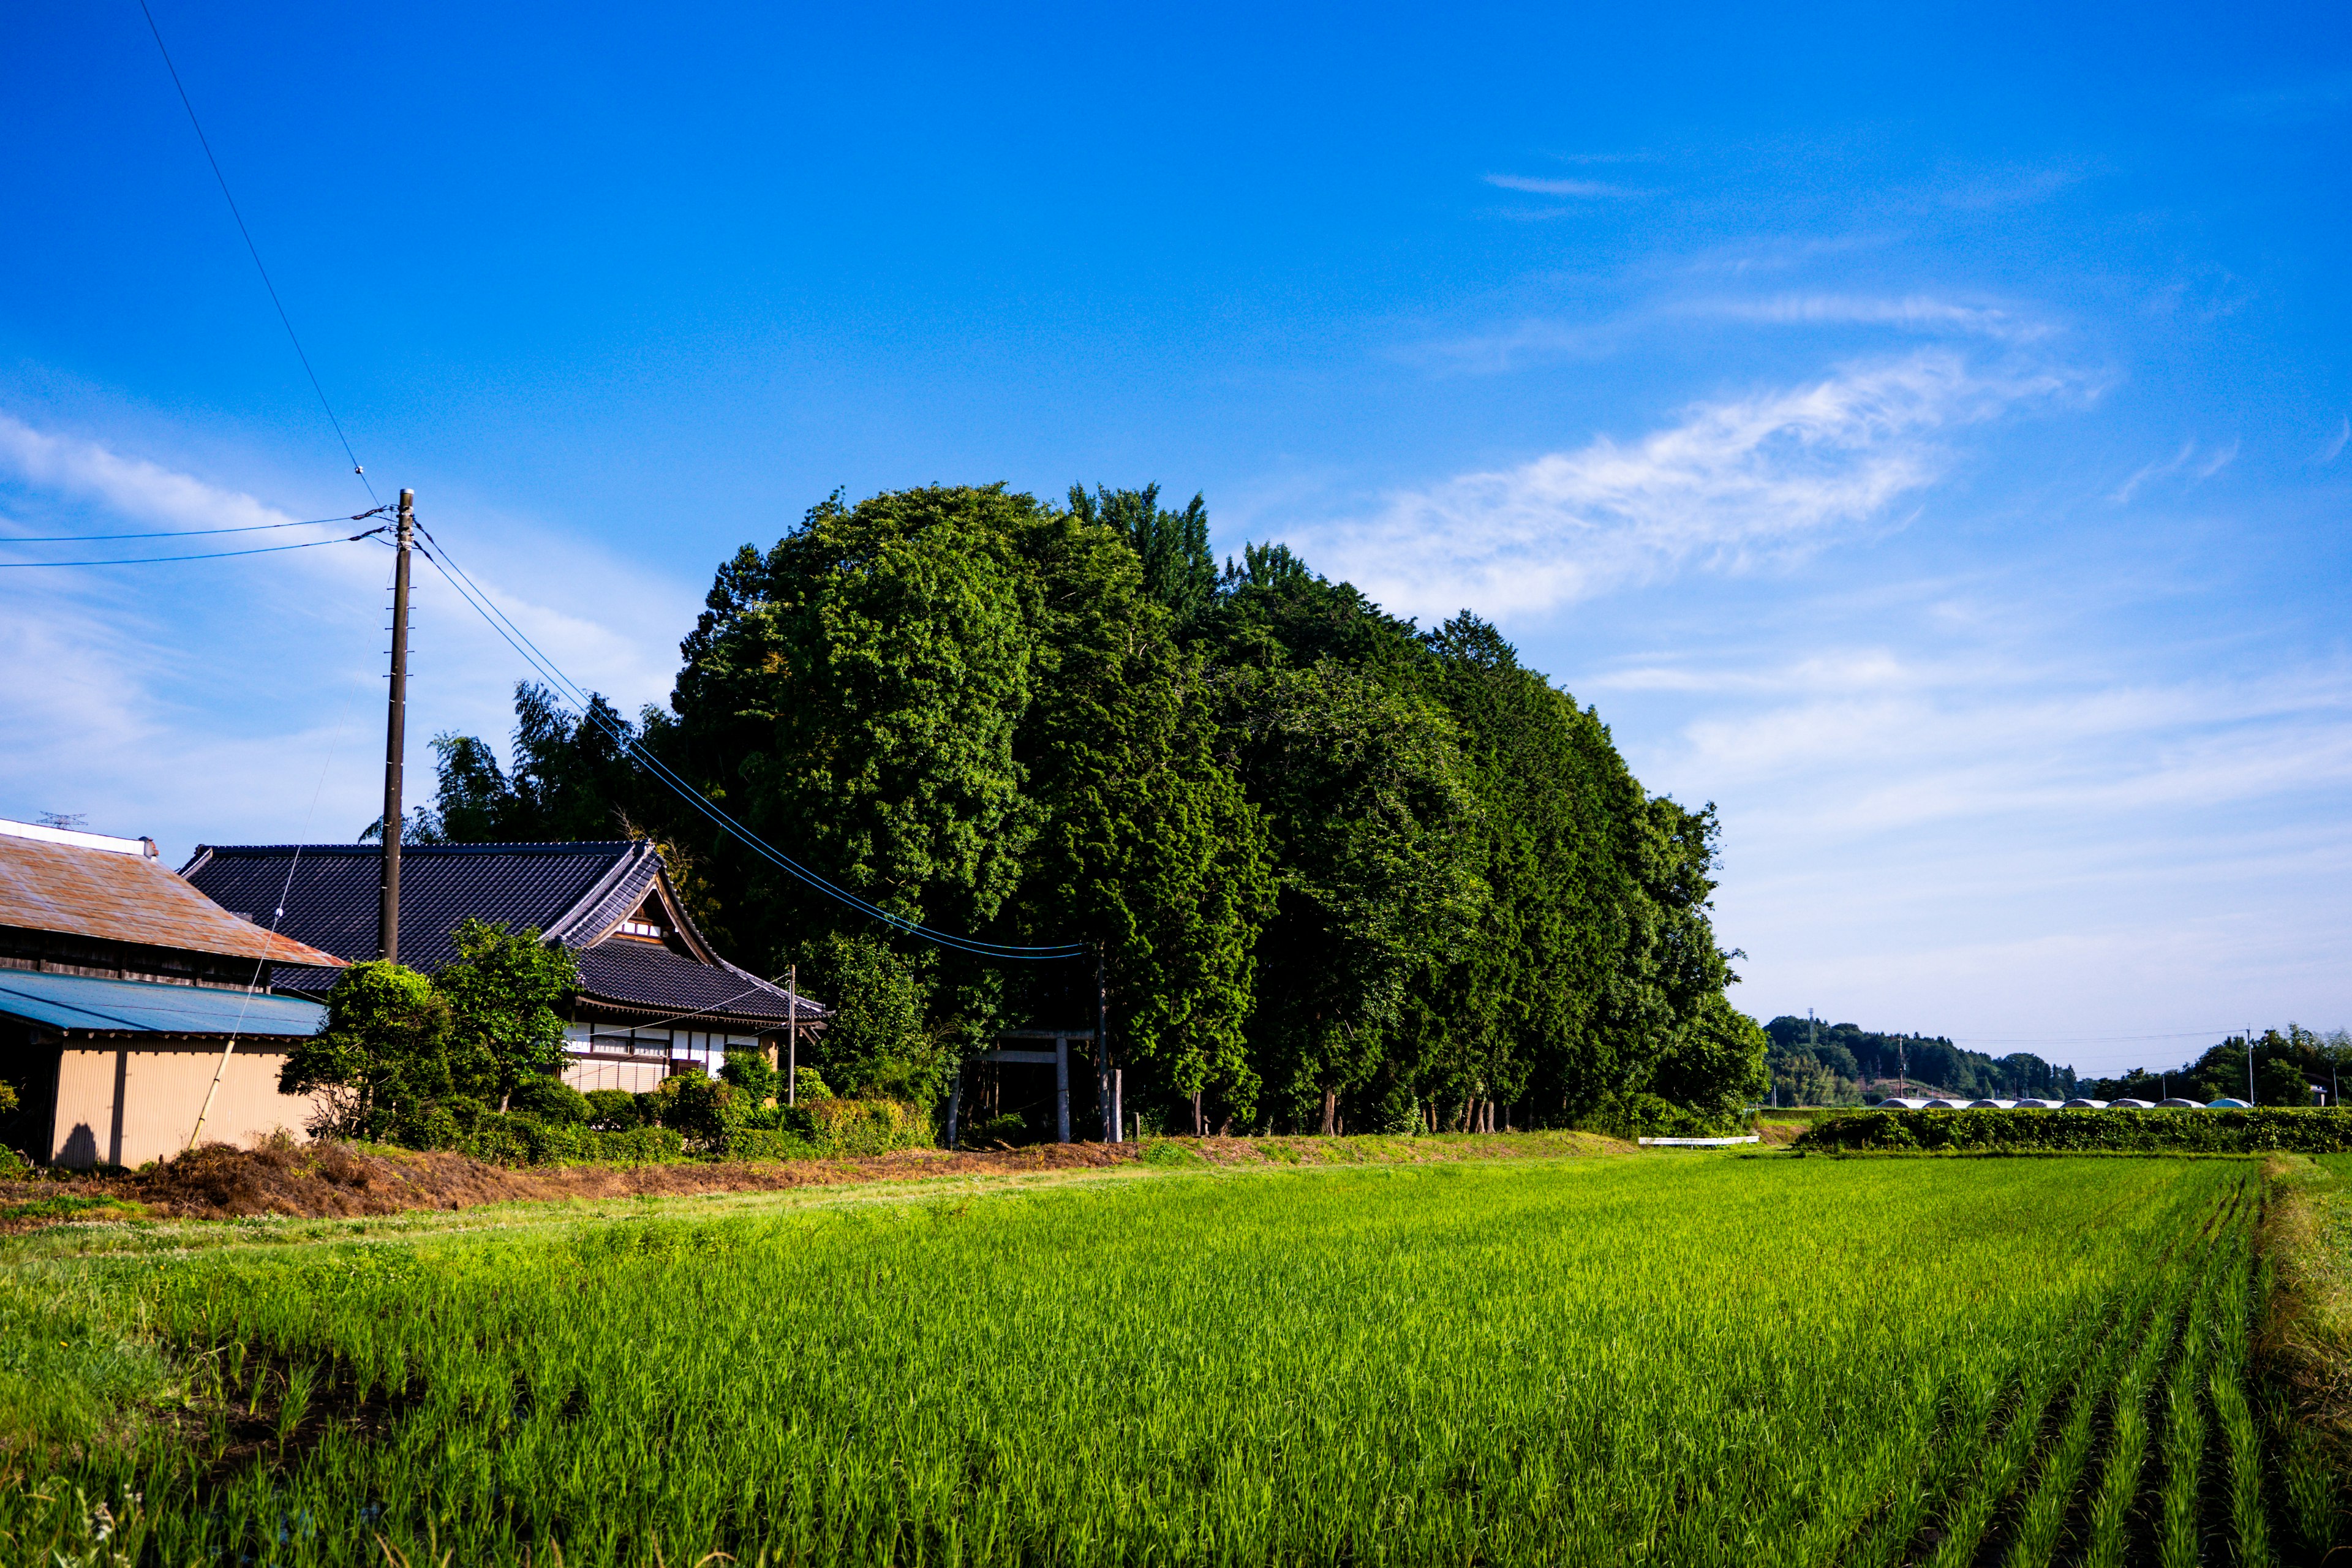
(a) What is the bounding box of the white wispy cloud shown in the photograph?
[1482,173,1632,197]
[1404,288,2054,374]
[0,414,692,858]
[2109,437,2237,504]
[1676,293,2056,344]
[1284,352,2063,620]
[0,413,313,534]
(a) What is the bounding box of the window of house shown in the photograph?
[613,895,669,940]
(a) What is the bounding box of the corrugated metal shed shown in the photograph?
[0,833,342,968]
[0,969,325,1037]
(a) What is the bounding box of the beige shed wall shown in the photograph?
[48,1041,328,1169]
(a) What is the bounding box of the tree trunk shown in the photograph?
[1319,1087,1338,1136]
[1191,1090,1205,1137]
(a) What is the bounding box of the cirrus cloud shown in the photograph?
[1283,351,2069,622]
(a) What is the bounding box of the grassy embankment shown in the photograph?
[0,1148,2334,1566]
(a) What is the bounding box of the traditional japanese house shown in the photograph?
[183,840,820,1093]
[0,818,345,1167]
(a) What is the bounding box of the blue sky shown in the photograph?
[4,1,2347,1072]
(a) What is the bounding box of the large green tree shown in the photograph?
[422,481,1767,1137]
[663,486,1276,1118]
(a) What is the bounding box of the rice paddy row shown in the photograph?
[0,1152,2334,1564]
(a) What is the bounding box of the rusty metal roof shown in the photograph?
[0,834,344,968]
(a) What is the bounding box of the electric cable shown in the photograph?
[0,526,386,568]
[408,522,1087,960]
[3,506,384,542]
[135,0,375,502]
[188,549,399,1150]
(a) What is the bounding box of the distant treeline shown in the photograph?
[2092,1028,2348,1107]
[1763,1018,2076,1105]
[395,484,1768,1137]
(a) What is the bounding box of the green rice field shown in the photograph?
[0,1152,2337,1565]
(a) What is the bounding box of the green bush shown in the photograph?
[804,1097,932,1156]
[1581,1092,1733,1140]
[651,1074,734,1142]
[719,1127,824,1162]
[458,1115,688,1166]
[508,1077,590,1125]
[1794,1107,2352,1155]
[582,1088,642,1130]
[437,1089,921,1166]
[721,1049,780,1107]
[959,1112,1033,1148]
[587,1126,688,1163]
[793,1067,834,1102]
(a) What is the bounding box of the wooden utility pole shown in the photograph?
[376,488,413,963]
[1096,945,1113,1142]
[786,962,797,1106]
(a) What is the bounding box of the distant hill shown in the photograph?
[1762,1017,2079,1106]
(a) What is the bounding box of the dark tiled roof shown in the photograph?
[270,944,815,1027]
[181,842,649,971]
[183,841,820,1032]
[575,940,809,1026]
[0,833,342,968]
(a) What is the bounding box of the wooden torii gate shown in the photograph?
[946,951,1124,1148]
[951,1025,1123,1144]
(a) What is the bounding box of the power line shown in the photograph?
[2,507,383,542]
[409,520,1087,961]
[1951,1030,2243,1045]
[135,0,374,503]
[0,526,386,568]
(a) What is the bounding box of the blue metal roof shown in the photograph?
[0,970,325,1038]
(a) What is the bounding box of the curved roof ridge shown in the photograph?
[546,841,658,948]
[186,840,637,864]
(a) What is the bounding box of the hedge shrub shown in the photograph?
[447,1096,930,1167]
[718,1127,824,1162]
[1793,1107,2352,1155]
[456,1115,687,1166]
[796,1097,932,1157]
[1581,1092,1743,1141]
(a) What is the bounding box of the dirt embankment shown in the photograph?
[0,1127,1627,1229]
[0,1136,1142,1226]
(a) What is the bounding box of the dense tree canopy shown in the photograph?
[423,483,1768,1134]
